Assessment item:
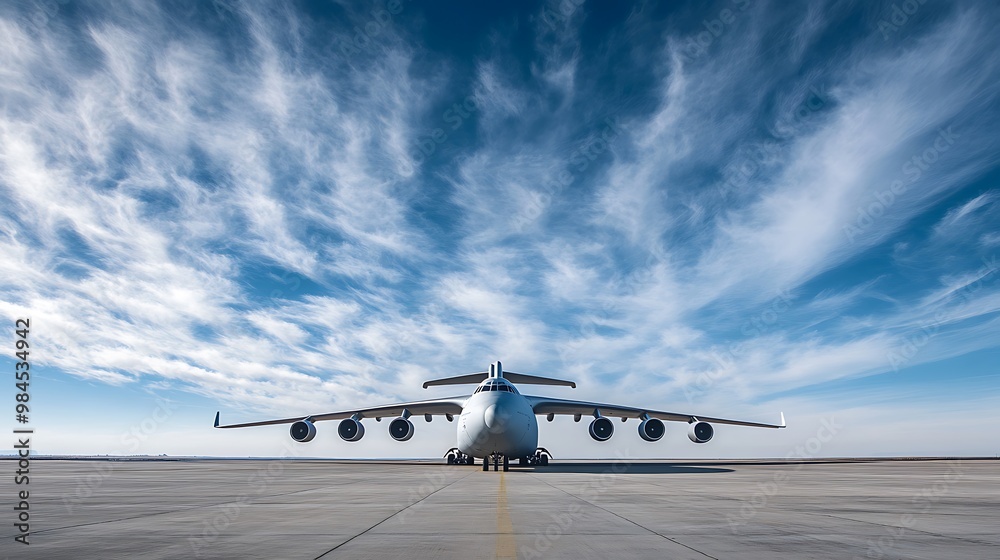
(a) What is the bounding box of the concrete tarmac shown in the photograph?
[2,458,997,559]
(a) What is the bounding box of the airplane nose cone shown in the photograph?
[484,404,498,429]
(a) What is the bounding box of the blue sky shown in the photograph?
[1,0,998,458]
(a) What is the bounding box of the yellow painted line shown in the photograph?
[495,470,517,559]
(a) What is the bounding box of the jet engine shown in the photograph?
[338,418,365,442]
[290,419,316,443]
[638,417,665,442]
[389,417,415,441]
[589,417,614,441]
[688,421,714,444]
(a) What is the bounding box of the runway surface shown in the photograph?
[2,458,997,559]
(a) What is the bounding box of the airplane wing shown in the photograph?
[524,395,785,428]
[214,396,468,429]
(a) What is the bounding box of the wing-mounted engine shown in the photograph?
[588,410,614,441]
[589,417,614,441]
[389,409,415,441]
[290,419,316,443]
[688,421,714,443]
[638,415,665,442]
[338,415,365,442]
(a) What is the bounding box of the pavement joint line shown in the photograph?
[541,474,752,528]
[607,466,994,547]
[313,469,479,559]
[3,468,443,539]
[813,512,998,547]
[529,473,720,560]
[603,470,999,548]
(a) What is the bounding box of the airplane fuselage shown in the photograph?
[457,381,538,459]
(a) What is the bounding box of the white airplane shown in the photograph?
[214,361,785,471]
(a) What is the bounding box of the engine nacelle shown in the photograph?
[290,420,316,443]
[688,421,714,444]
[338,418,365,442]
[389,417,415,441]
[589,417,614,441]
[638,417,665,442]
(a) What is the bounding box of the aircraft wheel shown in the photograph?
[447,455,455,465]
[482,458,489,471]
[540,454,549,466]
[518,457,526,466]
[503,456,509,472]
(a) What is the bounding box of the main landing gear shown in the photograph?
[522,448,551,467]
[447,448,552,471]
[444,448,475,465]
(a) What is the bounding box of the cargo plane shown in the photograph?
[214,361,785,471]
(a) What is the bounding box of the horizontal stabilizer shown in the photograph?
[422,372,488,388]
[422,371,577,388]
[503,372,576,388]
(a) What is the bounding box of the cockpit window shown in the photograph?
[477,382,519,393]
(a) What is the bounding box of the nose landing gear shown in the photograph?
[482,453,510,471]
